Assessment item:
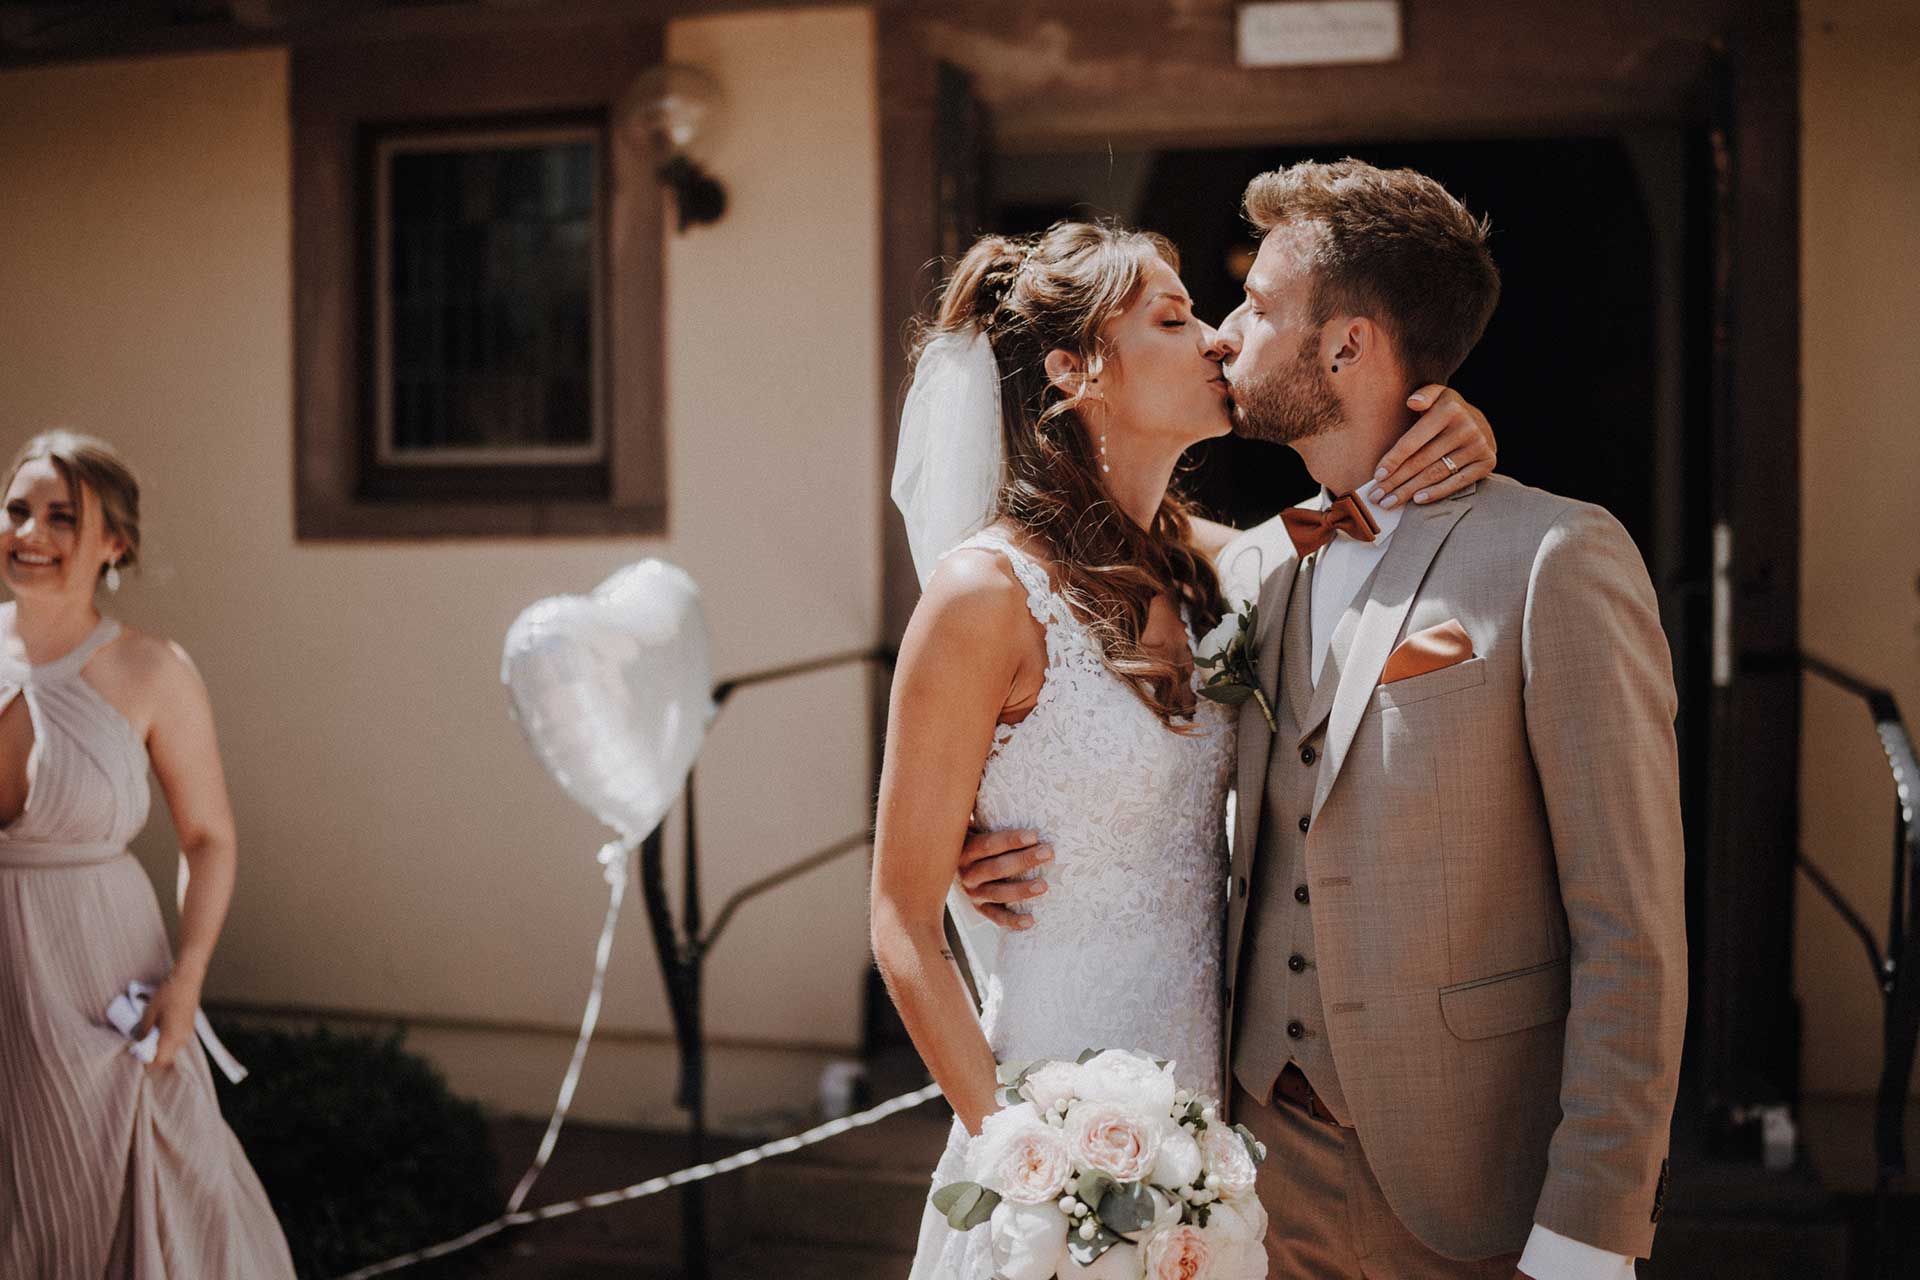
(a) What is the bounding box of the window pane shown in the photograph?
[382,131,602,463]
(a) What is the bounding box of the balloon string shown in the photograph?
[504,837,636,1214]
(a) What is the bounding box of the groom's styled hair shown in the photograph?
[1243,159,1500,384]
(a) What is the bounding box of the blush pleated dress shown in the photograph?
[0,610,293,1278]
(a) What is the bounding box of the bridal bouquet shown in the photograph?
[933,1049,1270,1280]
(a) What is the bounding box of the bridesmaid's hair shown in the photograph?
[5,431,141,581]
[916,221,1225,728]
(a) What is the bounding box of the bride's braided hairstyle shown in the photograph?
[915,221,1226,728]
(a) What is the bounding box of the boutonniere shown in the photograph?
[1194,599,1277,732]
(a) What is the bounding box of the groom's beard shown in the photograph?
[1229,331,1344,445]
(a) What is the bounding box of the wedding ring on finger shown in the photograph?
[1440,453,1459,475]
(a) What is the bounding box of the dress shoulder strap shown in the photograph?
[944,529,1074,631]
[31,616,122,683]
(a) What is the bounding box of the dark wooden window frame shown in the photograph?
[294,20,665,539]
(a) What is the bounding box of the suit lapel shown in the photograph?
[1310,488,1476,819]
[1234,543,1299,862]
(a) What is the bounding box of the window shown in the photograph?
[294,21,664,538]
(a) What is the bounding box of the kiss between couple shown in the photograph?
[871,159,1687,1280]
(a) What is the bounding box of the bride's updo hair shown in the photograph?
[916,221,1226,727]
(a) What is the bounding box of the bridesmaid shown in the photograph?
[0,431,293,1277]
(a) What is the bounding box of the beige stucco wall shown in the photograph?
[1796,0,1920,1097]
[0,6,881,1126]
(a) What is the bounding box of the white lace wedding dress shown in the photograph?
[908,529,1236,1280]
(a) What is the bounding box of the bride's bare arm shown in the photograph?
[871,551,1034,1135]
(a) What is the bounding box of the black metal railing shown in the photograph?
[637,645,896,1280]
[1795,654,1918,1280]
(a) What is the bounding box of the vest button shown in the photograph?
[1298,815,1311,834]
[1301,745,1317,765]
[1288,953,1306,973]
[1294,883,1310,904]
[1286,1020,1305,1040]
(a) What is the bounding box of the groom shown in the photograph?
[1206,159,1686,1278]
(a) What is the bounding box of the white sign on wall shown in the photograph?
[1236,1,1404,68]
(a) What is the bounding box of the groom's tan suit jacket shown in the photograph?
[1220,476,1687,1261]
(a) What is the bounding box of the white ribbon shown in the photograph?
[108,980,249,1084]
[503,837,636,1213]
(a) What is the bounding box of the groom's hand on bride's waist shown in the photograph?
[958,826,1052,930]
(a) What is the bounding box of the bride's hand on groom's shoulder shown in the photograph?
[957,826,1052,930]
[1370,384,1497,510]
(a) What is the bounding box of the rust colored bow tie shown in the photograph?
[1281,493,1381,559]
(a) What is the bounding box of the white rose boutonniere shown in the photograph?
[1194,599,1276,733]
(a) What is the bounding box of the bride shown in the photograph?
[868,221,1493,1278]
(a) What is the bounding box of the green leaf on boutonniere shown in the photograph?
[1199,682,1255,706]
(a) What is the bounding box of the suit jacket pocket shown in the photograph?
[1439,956,1571,1041]
[1373,655,1487,711]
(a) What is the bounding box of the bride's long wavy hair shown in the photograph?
[914,221,1226,727]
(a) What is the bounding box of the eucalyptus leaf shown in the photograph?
[1200,683,1255,706]
[1098,1181,1157,1234]
[930,1181,975,1216]
[958,1186,1000,1230]
[1075,1170,1115,1214]
[996,1059,1038,1087]
[1066,1224,1123,1266]
[1234,1122,1266,1164]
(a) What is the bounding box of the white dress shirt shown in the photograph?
[1305,486,1637,1280]
[1306,486,1403,684]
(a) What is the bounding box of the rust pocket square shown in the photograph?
[1381,619,1475,685]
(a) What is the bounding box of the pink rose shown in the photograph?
[989,1123,1073,1204]
[1143,1223,1214,1280]
[1065,1101,1161,1183]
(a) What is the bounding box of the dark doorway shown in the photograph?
[990,135,1719,1098]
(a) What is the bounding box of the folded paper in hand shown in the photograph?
[103,980,249,1084]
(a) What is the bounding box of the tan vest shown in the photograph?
[1230,552,1374,1122]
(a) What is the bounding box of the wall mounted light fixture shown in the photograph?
[622,63,728,233]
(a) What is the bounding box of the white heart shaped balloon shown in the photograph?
[503,560,715,841]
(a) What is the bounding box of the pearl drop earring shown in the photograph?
[104,564,121,593]
[1099,432,1111,474]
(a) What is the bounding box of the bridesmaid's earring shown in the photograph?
[1099,432,1111,474]
[104,564,121,593]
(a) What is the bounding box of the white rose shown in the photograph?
[1076,1050,1179,1117]
[1061,1238,1144,1279]
[1141,1223,1214,1280]
[1196,1127,1258,1201]
[1020,1060,1085,1113]
[1149,1120,1203,1190]
[989,1199,1071,1280]
[968,1102,1045,1182]
[988,1122,1073,1204]
[1200,1197,1269,1280]
[1065,1101,1162,1183]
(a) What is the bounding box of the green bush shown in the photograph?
[211,1023,501,1280]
